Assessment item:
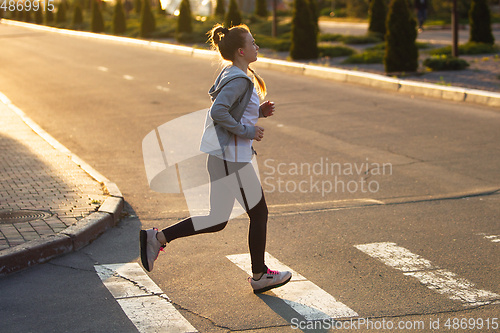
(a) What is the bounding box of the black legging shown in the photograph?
[161,154,268,274]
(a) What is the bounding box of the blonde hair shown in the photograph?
[208,24,267,98]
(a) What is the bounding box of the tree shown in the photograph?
[469,0,494,44]
[290,0,318,60]
[368,0,386,36]
[55,1,67,23]
[72,3,84,26]
[384,0,418,72]
[16,7,24,20]
[45,6,54,23]
[134,0,142,14]
[34,7,44,24]
[177,0,192,34]
[309,0,319,35]
[91,0,105,33]
[255,0,268,17]
[215,0,225,17]
[25,9,32,22]
[140,0,155,37]
[347,0,369,18]
[225,0,242,27]
[113,0,127,34]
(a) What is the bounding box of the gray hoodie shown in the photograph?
[200,65,265,156]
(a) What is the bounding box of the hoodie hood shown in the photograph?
[209,65,252,100]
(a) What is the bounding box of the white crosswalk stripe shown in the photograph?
[226,252,359,320]
[95,263,197,333]
[354,242,500,307]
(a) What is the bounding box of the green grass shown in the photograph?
[318,33,344,42]
[423,13,500,25]
[366,41,431,51]
[318,45,356,58]
[9,7,292,45]
[318,16,368,23]
[254,33,291,52]
[423,55,470,71]
[429,42,500,56]
[319,33,383,44]
[342,50,384,64]
[416,41,432,49]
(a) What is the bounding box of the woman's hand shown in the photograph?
[260,101,275,117]
[253,126,264,141]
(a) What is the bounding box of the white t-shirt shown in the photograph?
[216,87,260,163]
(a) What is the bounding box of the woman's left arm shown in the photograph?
[259,101,275,118]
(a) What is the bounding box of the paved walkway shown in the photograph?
[0,100,106,251]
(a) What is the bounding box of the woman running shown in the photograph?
[140,24,291,294]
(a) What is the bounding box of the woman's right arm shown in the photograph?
[209,78,256,140]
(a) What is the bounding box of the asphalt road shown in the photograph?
[0,23,499,332]
[319,20,500,45]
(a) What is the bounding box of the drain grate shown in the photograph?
[0,210,52,224]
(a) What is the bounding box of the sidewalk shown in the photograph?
[0,95,124,276]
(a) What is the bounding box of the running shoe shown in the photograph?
[250,268,292,293]
[140,228,164,272]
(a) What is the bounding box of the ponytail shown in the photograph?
[248,67,267,99]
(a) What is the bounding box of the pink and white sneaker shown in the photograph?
[250,268,292,293]
[140,228,165,272]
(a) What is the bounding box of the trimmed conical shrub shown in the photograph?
[140,0,155,37]
[177,0,192,34]
[309,0,319,35]
[72,3,84,26]
[225,0,242,27]
[469,0,494,44]
[255,0,268,17]
[134,0,142,14]
[16,8,24,21]
[347,0,369,18]
[91,0,105,33]
[55,1,67,23]
[368,0,386,36]
[35,8,44,24]
[45,7,54,23]
[384,0,418,72]
[113,0,127,34]
[215,0,225,17]
[24,9,32,22]
[290,0,318,60]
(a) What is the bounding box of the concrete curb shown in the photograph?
[1,19,499,108]
[0,92,124,277]
[3,19,500,107]
[319,20,500,31]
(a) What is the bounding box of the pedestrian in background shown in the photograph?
[415,0,428,32]
[140,24,292,294]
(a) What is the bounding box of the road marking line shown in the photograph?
[157,85,170,92]
[160,198,384,215]
[97,66,108,72]
[269,199,385,209]
[354,242,500,307]
[477,233,500,243]
[123,75,134,80]
[95,263,197,333]
[226,253,358,320]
